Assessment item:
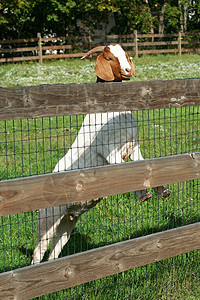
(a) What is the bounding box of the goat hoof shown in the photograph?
[142,193,152,202]
[161,189,171,198]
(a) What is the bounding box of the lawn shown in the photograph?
[0,54,200,299]
[0,53,200,86]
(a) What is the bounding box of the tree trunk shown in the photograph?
[159,5,165,34]
[183,4,188,32]
[178,0,184,32]
[144,0,154,40]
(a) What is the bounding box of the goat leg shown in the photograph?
[128,142,171,201]
[47,198,102,260]
[153,186,171,198]
[48,214,80,261]
[31,207,64,264]
[134,190,152,202]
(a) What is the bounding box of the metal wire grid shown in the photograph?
[0,106,199,181]
[0,107,199,297]
[35,250,199,299]
[0,180,199,271]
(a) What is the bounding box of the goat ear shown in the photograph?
[95,53,115,81]
[126,54,136,77]
[130,60,136,77]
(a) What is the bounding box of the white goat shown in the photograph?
[32,45,170,264]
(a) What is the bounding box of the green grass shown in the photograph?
[0,54,200,299]
[0,53,200,86]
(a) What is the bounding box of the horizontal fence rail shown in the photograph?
[0,31,199,63]
[0,79,199,299]
[0,152,200,216]
[0,79,200,120]
[0,222,200,299]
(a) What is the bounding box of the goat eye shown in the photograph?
[106,57,113,61]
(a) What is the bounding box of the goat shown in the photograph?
[81,44,136,82]
[31,44,171,264]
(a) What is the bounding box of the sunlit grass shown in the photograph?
[0,53,200,87]
[0,55,199,299]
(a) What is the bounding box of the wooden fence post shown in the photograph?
[134,30,138,58]
[37,32,43,63]
[178,32,182,56]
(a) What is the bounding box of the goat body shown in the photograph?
[32,45,170,264]
[31,112,143,263]
[32,111,169,264]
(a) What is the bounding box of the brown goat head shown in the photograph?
[81,44,136,82]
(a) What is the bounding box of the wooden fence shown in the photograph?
[0,79,200,299]
[0,31,199,63]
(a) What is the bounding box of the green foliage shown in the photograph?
[111,2,153,34]
[0,56,200,298]
[0,0,35,38]
[165,3,181,33]
[0,0,199,39]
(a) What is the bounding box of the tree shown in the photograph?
[0,0,199,40]
[109,0,153,34]
[179,0,200,32]
[0,0,35,39]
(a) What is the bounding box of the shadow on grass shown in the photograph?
[19,245,33,259]
[1,200,200,273]
[50,212,200,260]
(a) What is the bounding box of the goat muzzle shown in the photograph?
[121,69,133,80]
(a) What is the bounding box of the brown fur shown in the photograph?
[95,46,134,82]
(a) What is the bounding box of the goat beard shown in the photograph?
[96,73,131,83]
[112,65,132,81]
[121,73,132,81]
[111,59,132,81]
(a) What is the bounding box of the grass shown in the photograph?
[0,54,200,299]
[0,53,200,86]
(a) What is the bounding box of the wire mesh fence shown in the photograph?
[35,250,199,299]
[1,106,199,179]
[0,106,199,298]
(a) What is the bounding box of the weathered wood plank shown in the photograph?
[43,53,86,59]
[182,48,200,53]
[183,32,200,36]
[0,38,38,44]
[42,44,88,50]
[0,46,38,53]
[0,79,200,121]
[137,33,178,38]
[1,222,199,299]
[41,36,90,42]
[121,42,135,47]
[181,41,200,45]
[138,41,178,46]
[138,49,179,54]
[0,153,199,216]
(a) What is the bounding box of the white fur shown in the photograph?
[32,110,169,264]
[32,45,169,264]
[32,111,149,264]
[108,44,131,74]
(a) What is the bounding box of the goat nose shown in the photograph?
[125,68,132,74]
